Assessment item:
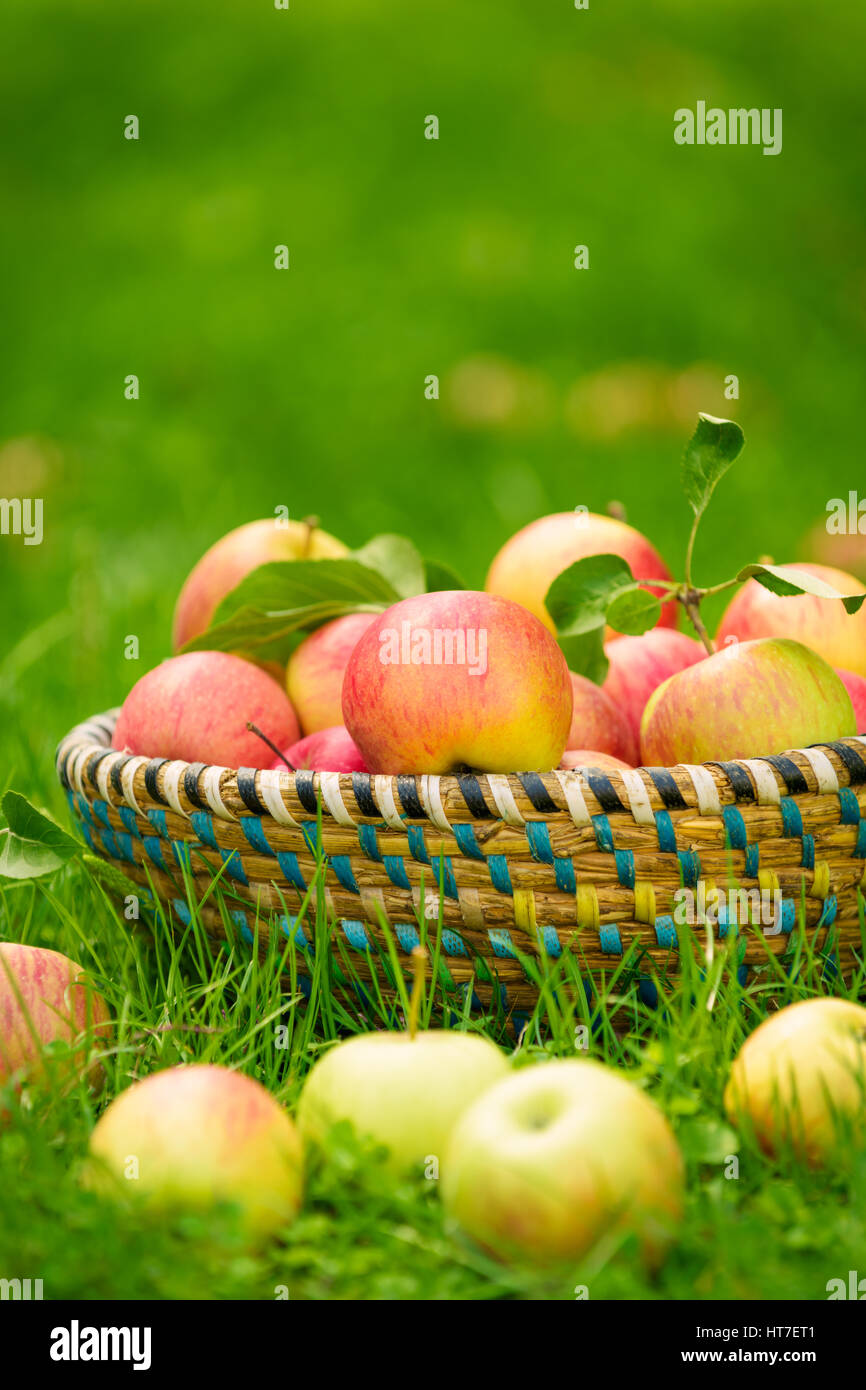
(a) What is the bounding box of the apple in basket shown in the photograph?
[0,943,110,1096]
[640,638,855,765]
[286,613,377,736]
[716,562,866,677]
[560,749,633,772]
[836,669,866,734]
[441,1059,684,1268]
[85,1064,304,1241]
[342,590,573,774]
[601,628,706,747]
[270,725,369,774]
[567,672,638,765]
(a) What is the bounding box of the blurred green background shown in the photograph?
[2,0,864,803]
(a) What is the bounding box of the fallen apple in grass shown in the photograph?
[342,590,573,774]
[112,651,300,768]
[86,1064,303,1240]
[441,1059,684,1268]
[640,637,855,765]
[601,628,706,747]
[0,943,110,1095]
[724,998,866,1164]
[271,725,369,774]
[716,562,866,677]
[567,672,638,765]
[286,613,376,736]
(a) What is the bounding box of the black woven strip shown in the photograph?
[91,715,116,739]
[85,749,113,786]
[456,773,495,818]
[518,772,559,814]
[761,755,809,796]
[143,758,169,805]
[709,761,756,802]
[352,773,378,818]
[295,772,318,814]
[236,768,268,815]
[823,740,866,784]
[57,749,72,789]
[582,771,626,814]
[396,774,425,820]
[183,763,208,809]
[645,768,688,809]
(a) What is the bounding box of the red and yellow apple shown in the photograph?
[272,725,369,774]
[0,943,110,1094]
[567,672,638,765]
[341,591,573,774]
[560,749,634,772]
[286,613,376,735]
[836,669,866,734]
[716,563,866,677]
[602,628,706,746]
[640,638,855,765]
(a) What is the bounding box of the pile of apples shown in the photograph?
[111,510,866,776]
[3,941,866,1267]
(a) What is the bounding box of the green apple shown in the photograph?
[441,1059,684,1268]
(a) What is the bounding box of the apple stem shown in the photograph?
[408,945,427,1040]
[679,589,715,656]
[246,721,295,771]
[300,514,319,558]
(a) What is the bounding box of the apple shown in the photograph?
[560,749,634,772]
[441,1059,684,1268]
[286,613,376,735]
[716,563,866,677]
[86,1064,303,1240]
[567,672,638,765]
[485,511,677,635]
[836,668,866,734]
[724,998,866,1164]
[172,517,347,652]
[113,651,300,767]
[341,591,573,774]
[601,629,706,746]
[0,943,110,1093]
[271,725,369,773]
[297,1031,509,1175]
[640,638,855,765]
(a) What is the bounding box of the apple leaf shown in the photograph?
[350,534,427,600]
[737,562,866,614]
[544,554,657,683]
[681,414,745,519]
[0,791,82,880]
[607,586,662,636]
[424,557,466,592]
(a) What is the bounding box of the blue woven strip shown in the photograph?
[300,821,322,857]
[221,849,248,885]
[383,854,412,891]
[395,922,420,953]
[146,808,168,838]
[438,858,458,900]
[655,915,678,949]
[855,822,866,858]
[342,919,370,950]
[92,799,111,829]
[79,819,96,852]
[276,851,306,891]
[441,930,467,956]
[75,793,94,825]
[678,849,701,888]
[614,849,635,888]
[114,831,134,863]
[780,898,796,934]
[452,823,485,861]
[488,928,516,958]
[190,811,217,850]
[487,854,513,894]
[172,841,191,872]
[818,895,838,927]
[240,816,276,857]
[525,821,554,865]
[744,842,759,878]
[838,788,860,825]
[357,823,381,862]
[172,898,191,925]
[233,911,254,946]
[722,805,747,850]
[598,924,623,955]
[142,836,167,871]
[592,813,614,853]
[554,857,577,893]
[406,825,430,863]
[737,964,749,987]
[330,855,360,893]
[98,827,118,859]
[655,810,676,853]
[538,925,562,958]
[279,915,309,948]
[118,805,139,838]
[780,796,803,837]
[801,834,815,869]
[638,977,659,1008]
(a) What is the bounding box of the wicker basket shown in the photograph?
[56,711,866,1017]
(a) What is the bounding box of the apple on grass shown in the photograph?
[270,725,369,774]
[640,637,855,766]
[341,590,573,774]
[441,1059,684,1268]
[86,1064,303,1242]
[0,943,110,1096]
[567,672,638,765]
[724,998,866,1164]
[485,511,677,635]
[112,650,300,768]
[716,562,866,677]
[286,613,376,736]
[601,628,706,746]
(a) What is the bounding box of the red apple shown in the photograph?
[640,637,855,765]
[272,725,369,774]
[836,669,866,734]
[602,629,706,746]
[342,591,573,774]
[113,651,300,767]
[0,943,110,1093]
[716,563,866,677]
[286,613,376,736]
[485,511,677,635]
[560,749,634,772]
[567,672,638,765]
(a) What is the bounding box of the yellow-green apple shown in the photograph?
[341,591,572,774]
[601,629,706,746]
[112,651,300,767]
[567,672,638,765]
[172,517,347,652]
[836,669,866,734]
[297,1031,509,1175]
[441,1059,684,1268]
[86,1064,303,1241]
[286,613,376,735]
[724,998,866,1164]
[640,638,855,765]
[560,749,634,771]
[0,943,110,1094]
[716,563,866,677]
[485,512,676,635]
[271,725,369,773]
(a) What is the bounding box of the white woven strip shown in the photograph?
[485,774,526,826]
[853,736,866,751]
[319,772,356,827]
[680,763,722,816]
[55,735,78,776]
[120,756,147,815]
[161,762,188,817]
[374,775,405,831]
[69,747,92,795]
[552,770,592,827]
[419,776,453,833]
[798,747,840,795]
[201,766,236,821]
[740,758,782,806]
[257,770,301,827]
[95,753,116,805]
[618,768,656,825]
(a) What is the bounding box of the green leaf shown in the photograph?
[544,554,660,681]
[681,414,745,519]
[350,534,426,600]
[556,629,609,686]
[607,587,661,636]
[0,791,82,880]
[423,557,466,592]
[737,562,866,614]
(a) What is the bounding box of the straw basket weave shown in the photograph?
[56,712,866,1017]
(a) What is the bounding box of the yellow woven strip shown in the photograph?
[633,880,656,925]
[810,860,830,900]
[576,883,600,930]
[758,868,780,896]
[512,889,537,936]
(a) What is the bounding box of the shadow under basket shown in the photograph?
[56,712,866,1019]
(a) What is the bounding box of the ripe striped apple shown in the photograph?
[286,613,376,735]
[342,591,572,774]
[485,511,676,635]
[836,669,866,734]
[442,1060,684,1268]
[113,651,300,768]
[87,1064,303,1240]
[724,998,866,1163]
[560,749,634,771]
[716,563,866,676]
[0,943,110,1094]
[567,672,638,765]
[640,638,855,765]
[271,725,369,773]
[601,629,706,746]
